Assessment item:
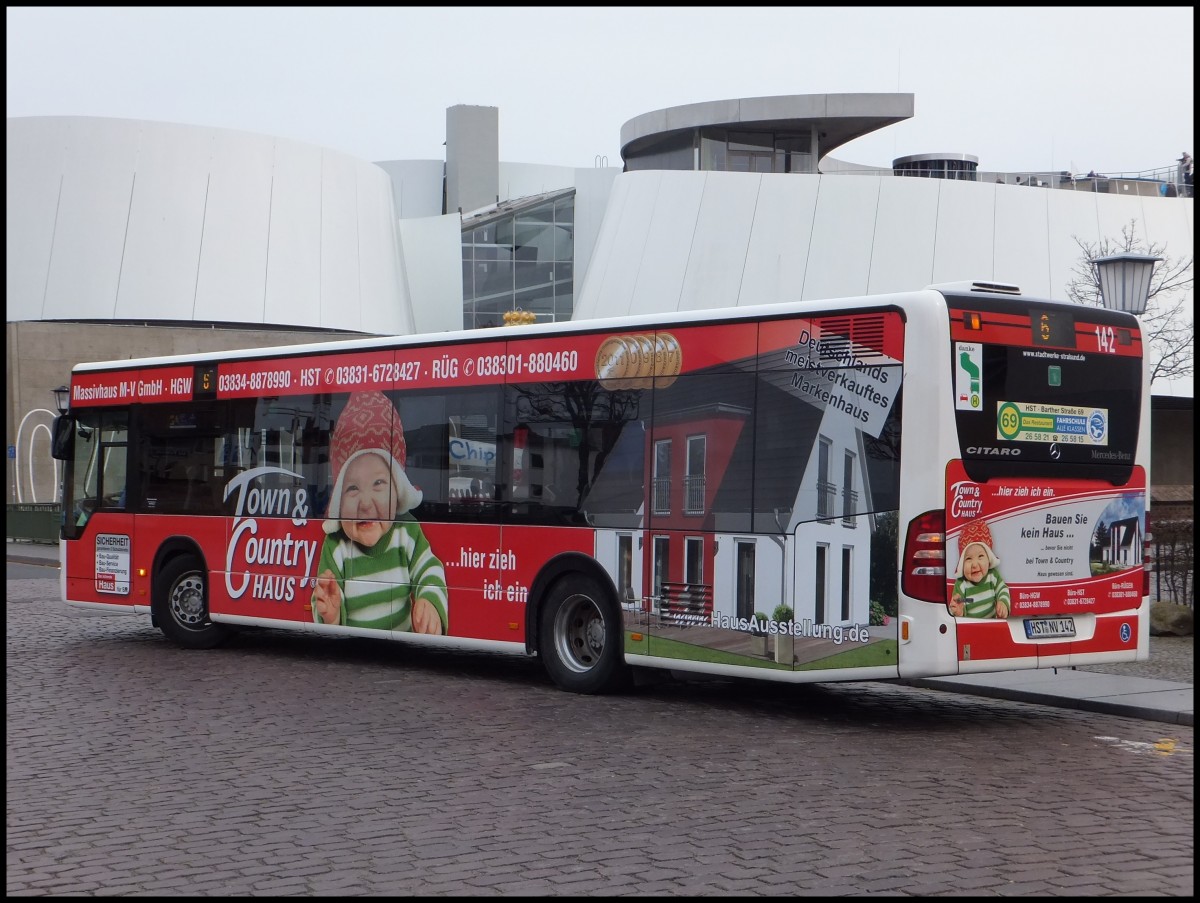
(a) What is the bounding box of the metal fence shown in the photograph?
[1152,520,1195,608]
[828,164,1192,197]
[6,504,61,544]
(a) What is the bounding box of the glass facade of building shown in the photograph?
[461,191,575,330]
[460,126,818,330]
[625,127,816,174]
[892,154,980,180]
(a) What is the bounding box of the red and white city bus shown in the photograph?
[51,281,1151,693]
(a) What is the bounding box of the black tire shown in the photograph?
[153,555,230,649]
[538,574,630,694]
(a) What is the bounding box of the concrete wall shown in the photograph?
[445,105,498,216]
[374,159,446,218]
[1152,402,1194,486]
[397,214,468,334]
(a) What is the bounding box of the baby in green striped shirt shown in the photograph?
[949,525,1011,620]
[311,390,449,635]
[312,450,448,633]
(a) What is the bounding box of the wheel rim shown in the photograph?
[169,571,208,630]
[553,592,606,674]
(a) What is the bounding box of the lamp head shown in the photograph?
[1092,253,1161,315]
[52,384,70,415]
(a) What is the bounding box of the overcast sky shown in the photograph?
[6,6,1195,175]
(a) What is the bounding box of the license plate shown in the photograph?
[1024,617,1076,639]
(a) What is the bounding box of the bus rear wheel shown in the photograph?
[153,555,230,649]
[538,574,630,694]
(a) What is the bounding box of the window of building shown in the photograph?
[623,132,695,172]
[653,438,672,514]
[842,449,857,526]
[696,128,815,174]
[774,135,814,174]
[893,157,979,181]
[684,536,704,586]
[735,540,756,621]
[817,436,833,521]
[815,543,829,624]
[462,192,575,329]
[841,546,852,622]
[652,535,670,606]
[618,534,634,604]
[684,434,706,515]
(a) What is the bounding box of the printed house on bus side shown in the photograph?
[591,313,901,635]
[1102,516,1143,568]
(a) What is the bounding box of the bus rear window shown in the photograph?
[952,342,1141,485]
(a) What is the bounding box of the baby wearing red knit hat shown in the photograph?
[311,390,448,634]
[949,519,1011,619]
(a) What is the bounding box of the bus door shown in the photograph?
[59,408,138,607]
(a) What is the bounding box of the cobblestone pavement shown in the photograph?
[6,578,1194,897]
[1076,634,1193,684]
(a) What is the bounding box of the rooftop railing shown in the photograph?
[824,163,1192,197]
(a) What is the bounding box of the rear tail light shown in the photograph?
[903,510,946,603]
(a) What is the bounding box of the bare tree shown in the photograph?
[1065,219,1193,384]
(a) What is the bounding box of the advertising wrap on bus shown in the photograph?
[945,462,1146,615]
[53,284,1150,694]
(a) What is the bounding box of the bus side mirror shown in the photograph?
[51,415,74,460]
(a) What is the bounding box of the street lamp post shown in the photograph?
[49,385,71,511]
[1092,253,1161,315]
[1092,252,1160,600]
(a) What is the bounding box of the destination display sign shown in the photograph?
[69,367,196,407]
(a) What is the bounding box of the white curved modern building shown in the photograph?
[573,165,1193,319]
[6,115,415,332]
[5,94,1194,512]
[577,94,1192,322]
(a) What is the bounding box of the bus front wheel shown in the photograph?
[153,555,230,650]
[538,574,630,694]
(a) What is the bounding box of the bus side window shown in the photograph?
[502,381,645,526]
[402,390,500,522]
[139,404,221,514]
